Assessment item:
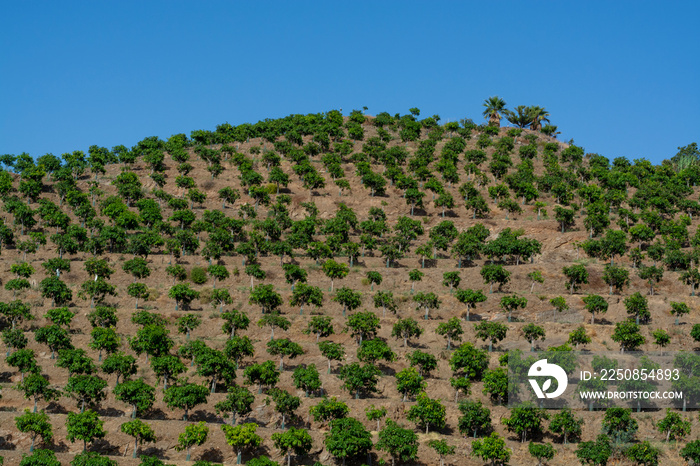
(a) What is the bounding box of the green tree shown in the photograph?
[290,283,323,315]
[89,327,119,362]
[17,373,60,413]
[176,421,209,461]
[455,288,487,321]
[481,264,510,293]
[471,432,511,466]
[502,403,549,443]
[563,264,589,294]
[568,326,591,349]
[304,316,334,342]
[195,347,237,393]
[482,368,509,405]
[168,283,199,311]
[225,336,255,369]
[338,363,381,399]
[221,422,262,465]
[221,309,250,339]
[601,407,638,453]
[150,355,186,390]
[500,294,527,322]
[395,367,425,402]
[626,441,660,466]
[215,384,255,425]
[318,341,345,374]
[436,317,463,349]
[391,317,423,347]
[412,291,441,320]
[121,419,156,458]
[376,419,418,466]
[357,339,396,365]
[129,324,174,361]
[267,388,301,429]
[65,409,106,452]
[670,301,690,325]
[164,383,209,421]
[258,313,291,341]
[549,408,583,444]
[15,409,53,452]
[332,287,362,317]
[272,428,313,466]
[583,294,609,324]
[113,378,155,418]
[310,397,349,426]
[624,292,650,325]
[681,439,700,464]
[528,442,555,466]
[638,265,663,296]
[292,364,321,397]
[428,439,455,466]
[523,323,545,351]
[64,374,107,412]
[267,338,304,371]
[177,314,202,340]
[322,259,348,292]
[244,361,280,394]
[656,408,691,442]
[249,284,282,314]
[19,448,60,466]
[102,352,137,385]
[407,392,446,434]
[127,283,149,310]
[602,264,630,295]
[475,321,508,352]
[325,417,373,466]
[7,348,39,382]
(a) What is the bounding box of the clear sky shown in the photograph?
[2,1,698,164]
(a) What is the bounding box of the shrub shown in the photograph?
[190,267,208,285]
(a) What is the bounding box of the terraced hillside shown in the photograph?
[1,108,700,465]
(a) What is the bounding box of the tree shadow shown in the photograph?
[141,446,167,458]
[200,448,225,463]
[46,401,69,414]
[0,371,13,383]
[192,409,222,423]
[97,406,126,417]
[0,434,15,451]
[92,438,119,454]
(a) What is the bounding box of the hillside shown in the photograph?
[1,109,699,465]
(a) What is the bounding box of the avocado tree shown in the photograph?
[168,284,199,311]
[436,317,463,350]
[471,432,511,466]
[258,313,291,341]
[15,409,53,452]
[272,427,313,466]
[624,292,650,325]
[549,408,584,444]
[500,294,527,322]
[407,392,446,434]
[502,402,549,443]
[318,341,345,374]
[290,283,323,315]
[249,284,282,314]
[376,419,418,466]
[528,442,555,466]
[175,421,209,461]
[562,265,588,294]
[215,384,255,426]
[164,383,209,421]
[611,321,645,353]
[481,264,510,294]
[325,417,373,466]
[670,301,690,325]
[221,422,262,465]
[267,338,304,371]
[522,323,546,351]
[65,409,106,453]
[113,378,155,419]
[391,318,423,347]
[455,288,487,321]
[582,294,609,325]
[121,419,156,458]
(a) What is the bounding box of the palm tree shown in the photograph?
[482,96,506,127]
[503,105,533,129]
[528,106,550,131]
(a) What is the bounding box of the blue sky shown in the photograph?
[1,1,698,164]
